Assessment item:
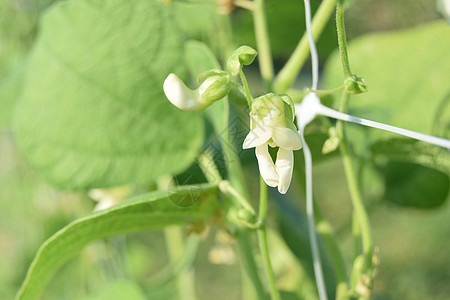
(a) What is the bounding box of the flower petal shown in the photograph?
[275,148,294,194]
[163,73,202,111]
[243,126,273,149]
[272,127,302,150]
[255,144,279,187]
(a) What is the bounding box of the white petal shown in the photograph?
[163,74,202,111]
[272,127,302,150]
[275,148,294,194]
[243,126,273,149]
[255,144,279,187]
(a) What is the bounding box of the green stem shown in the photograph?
[257,177,281,300]
[352,212,362,259]
[253,0,274,89]
[308,84,346,95]
[236,234,268,300]
[164,227,197,300]
[221,98,249,199]
[336,1,352,78]
[240,69,253,108]
[229,80,248,99]
[273,0,336,93]
[315,211,349,300]
[219,180,256,215]
[337,92,373,274]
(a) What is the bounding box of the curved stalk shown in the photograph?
[336,92,373,274]
[336,1,352,78]
[257,176,281,300]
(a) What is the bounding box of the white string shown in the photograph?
[317,104,450,149]
[301,133,328,300]
[302,1,328,300]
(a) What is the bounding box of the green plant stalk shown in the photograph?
[315,211,349,300]
[337,92,373,274]
[164,226,197,300]
[240,69,253,108]
[220,180,256,215]
[236,233,268,300]
[253,0,274,89]
[273,0,336,93]
[336,1,352,78]
[257,176,281,300]
[222,98,249,199]
[242,267,259,300]
[352,212,362,258]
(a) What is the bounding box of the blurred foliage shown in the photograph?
[323,20,450,209]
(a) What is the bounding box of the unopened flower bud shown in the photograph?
[345,75,368,94]
[227,45,258,76]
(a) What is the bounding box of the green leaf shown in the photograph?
[371,139,450,174]
[14,0,204,190]
[81,280,146,300]
[184,40,221,82]
[371,139,449,208]
[323,21,450,146]
[16,183,219,300]
[0,57,26,129]
[381,161,449,208]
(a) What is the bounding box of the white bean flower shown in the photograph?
[243,93,302,194]
[163,71,229,111]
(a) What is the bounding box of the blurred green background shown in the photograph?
[1,0,449,299]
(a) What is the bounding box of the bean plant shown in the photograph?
[3,0,449,299]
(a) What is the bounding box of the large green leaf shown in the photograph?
[14,0,204,190]
[0,58,26,129]
[16,183,219,300]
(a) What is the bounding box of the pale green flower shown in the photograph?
[243,93,302,194]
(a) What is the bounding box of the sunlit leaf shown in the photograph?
[14,0,204,190]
